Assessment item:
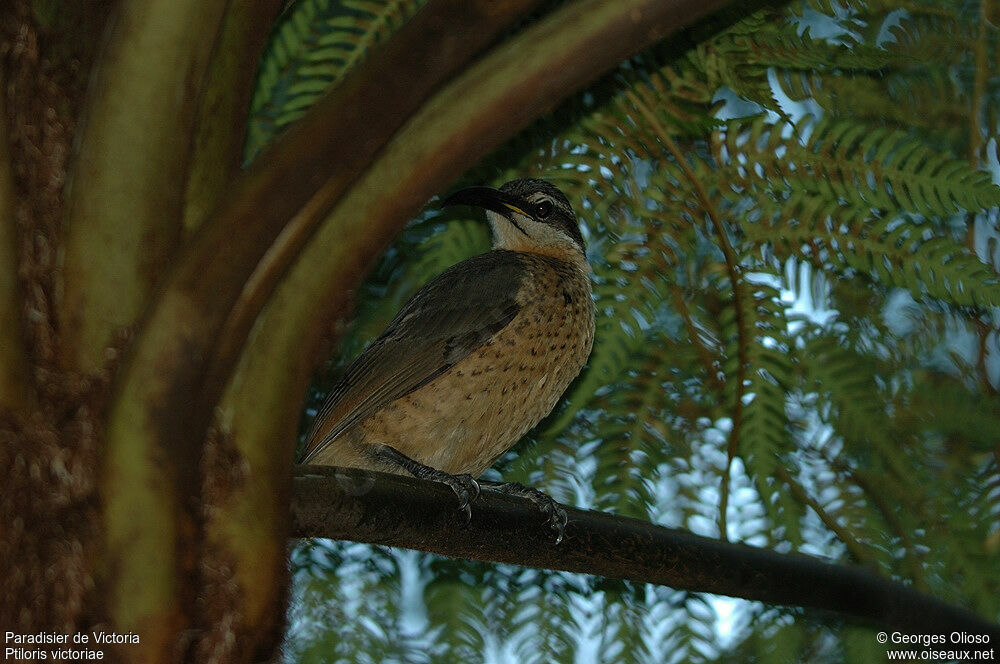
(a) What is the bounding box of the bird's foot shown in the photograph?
[372,445,480,523]
[482,481,568,544]
[427,471,480,524]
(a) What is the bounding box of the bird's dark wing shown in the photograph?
[300,250,527,463]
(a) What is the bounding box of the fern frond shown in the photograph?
[622,59,729,137]
[393,219,490,298]
[424,572,487,661]
[797,334,891,451]
[798,0,868,13]
[902,378,1000,452]
[246,0,426,160]
[288,543,408,664]
[589,583,650,664]
[588,336,682,518]
[753,471,807,548]
[746,193,1000,307]
[737,23,911,72]
[731,278,795,477]
[660,593,723,663]
[509,571,579,664]
[776,70,969,149]
[721,116,1000,217]
[887,11,976,66]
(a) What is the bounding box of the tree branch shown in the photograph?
[292,465,1000,643]
[60,0,230,373]
[181,0,285,235]
[100,1,544,657]
[102,0,771,656]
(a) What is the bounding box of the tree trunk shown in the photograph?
[0,2,777,663]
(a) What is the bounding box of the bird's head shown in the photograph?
[442,178,586,267]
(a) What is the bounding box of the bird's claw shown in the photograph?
[373,446,482,526]
[438,472,480,525]
[530,492,568,545]
[484,481,568,544]
[544,501,569,544]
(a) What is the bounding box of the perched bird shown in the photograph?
[301,178,595,538]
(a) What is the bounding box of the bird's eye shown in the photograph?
[535,200,553,218]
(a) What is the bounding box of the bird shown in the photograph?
[300,177,595,539]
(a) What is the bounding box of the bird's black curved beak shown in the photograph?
[440,186,529,221]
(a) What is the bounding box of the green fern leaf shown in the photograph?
[746,193,1000,307]
[735,22,911,72]
[424,573,487,661]
[245,0,426,160]
[588,337,682,518]
[725,277,795,476]
[721,116,1000,218]
[393,219,490,298]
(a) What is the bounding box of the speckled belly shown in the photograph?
[334,264,594,476]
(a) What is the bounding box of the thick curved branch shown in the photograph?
[103,0,764,655]
[181,0,285,234]
[60,0,230,372]
[204,1,743,654]
[292,465,1000,643]
[100,0,544,655]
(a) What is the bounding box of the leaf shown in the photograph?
[745,192,1000,307]
[720,115,1000,217]
[246,0,427,160]
[289,0,1000,657]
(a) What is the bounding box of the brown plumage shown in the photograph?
[301,178,594,534]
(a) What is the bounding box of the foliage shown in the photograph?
[248,0,1000,661]
[244,0,428,161]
